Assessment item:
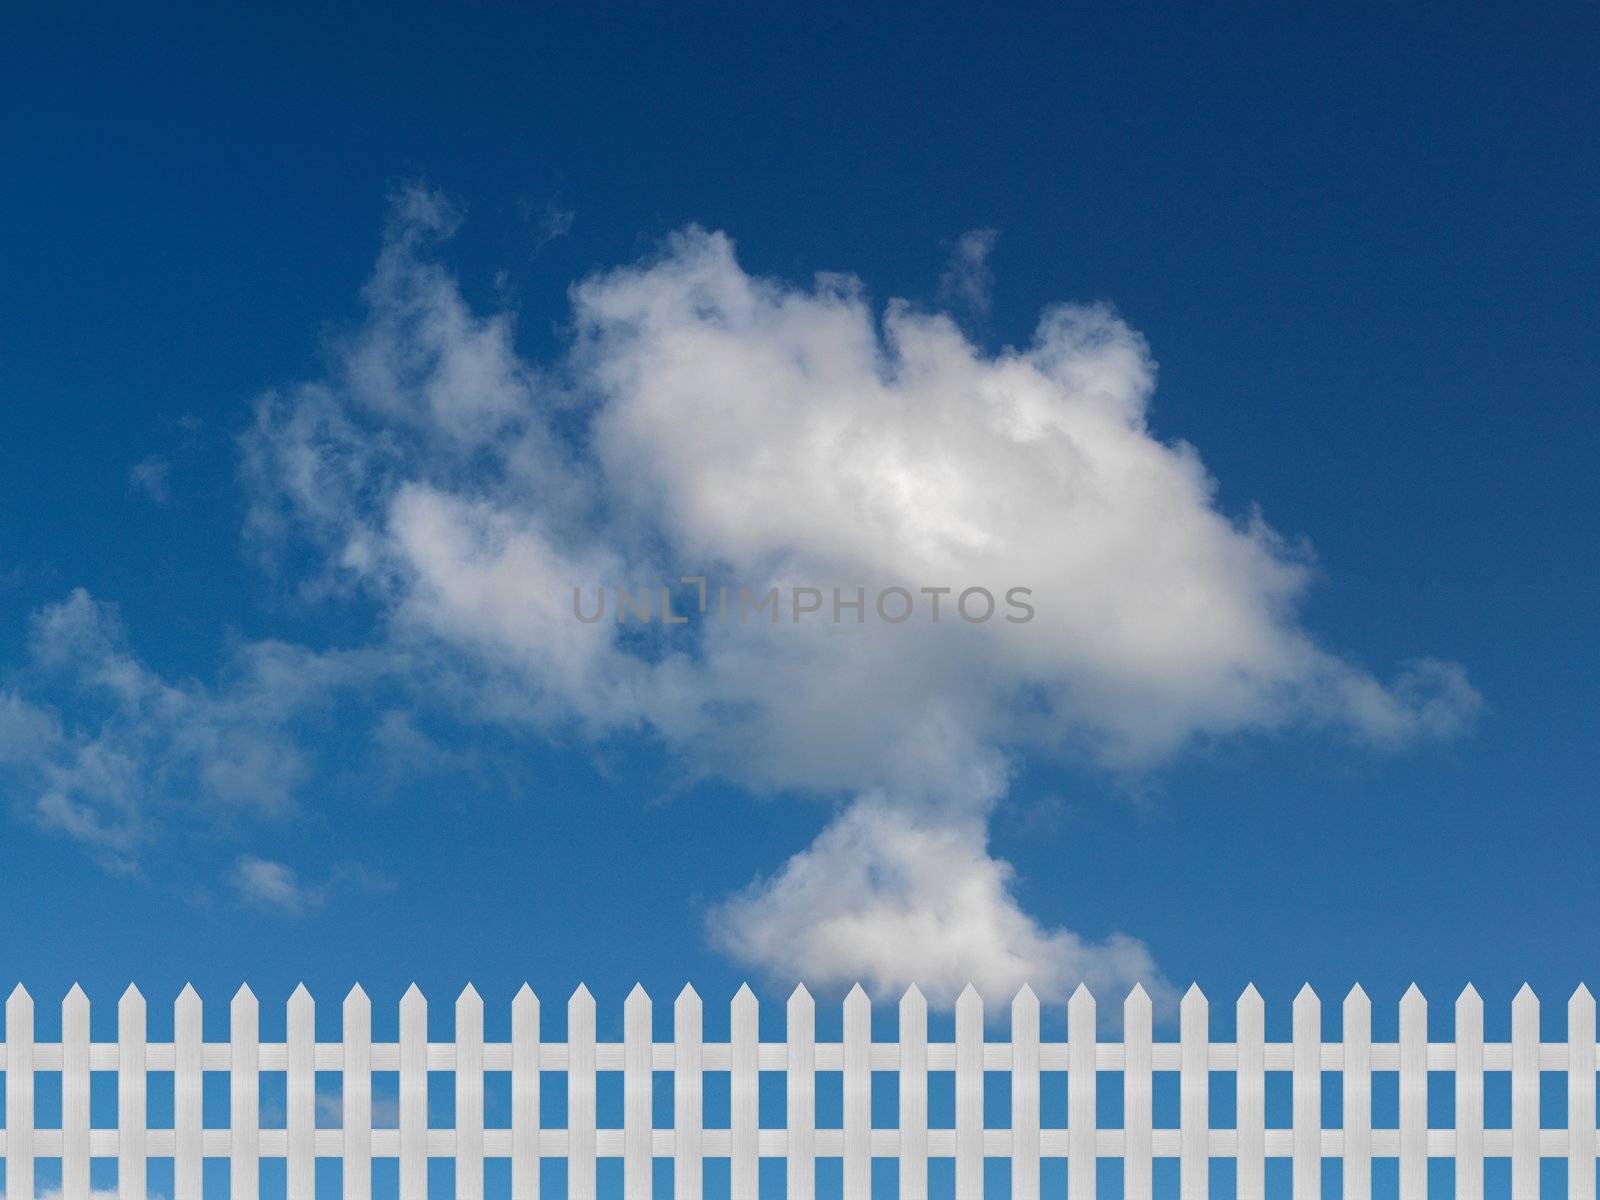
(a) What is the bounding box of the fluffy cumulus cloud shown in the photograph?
[229,188,1479,1003]
[3,188,1480,1002]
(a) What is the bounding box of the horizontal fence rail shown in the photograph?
[1,982,1597,1198]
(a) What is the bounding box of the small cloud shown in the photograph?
[129,455,172,504]
[232,853,391,916]
[938,227,999,316]
[233,854,320,915]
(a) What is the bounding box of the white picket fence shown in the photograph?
[2,981,1597,1199]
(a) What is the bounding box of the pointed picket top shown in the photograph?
[674,982,700,1015]
[1013,982,1039,1020]
[787,983,815,1016]
[733,981,759,1009]
[1457,982,1482,1006]
[1181,982,1207,1010]
[120,982,146,1015]
[1345,982,1369,1006]
[1401,982,1425,1005]
[1293,984,1318,1027]
[1069,982,1095,1021]
[64,982,90,1012]
[1513,983,1538,1042]
[1238,982,1263,1006]
[458,982,483,1010]
[233,982,258,1009]
[839,985,867,1037]
[569,982,595,1022]
[512,982,538,1031]
[624,982,650,1024]
[1570,984,1596,1049]
[402,982,425,1002]
[955,982,982,1019]
[900,982,927,1020]
[176,982,200,1005]
[288,983,313,1022]
[344,982,370,1010]
[7,982,31,1005]
[1125,981,1152,1022]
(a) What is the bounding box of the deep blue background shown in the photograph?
[2,2,1599,1141]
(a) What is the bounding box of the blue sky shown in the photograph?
[2,0,1599,1078]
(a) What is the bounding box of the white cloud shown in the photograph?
[3,188,1479,1003]
[230,189,1479,1003]
[711,795,1171,1008]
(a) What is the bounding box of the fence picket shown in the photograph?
[63,984,91,1200]
[568,985,598,1200]
[624,984,652,1199]
[4,986,33,1200]
[344,984,374,1200]
[1455,985,1484,1200]
[231,984,261,1200]
[2,979,1596,1198]
[457,985,485,1200]
[1292,985,1320,1200]
[787,985,816,1200]
[1343,986,1372,1200]
[844,984,871,1199]
[511,984,540,1200]
[899,986,929,1200]
[955,985,983,1198]
[400,984,428,1200]
[732,984,760,1198]
[1011,985,1041,1200]
[1236,985,1264,1200]
[1572,986,1597,1200]
[1512,984,1539,1198]
[1070,984,1097,1200]
[1124,985,1154,1200]
[673,985,703,1200]
[1398,985,1426,1200]
[118,986,148,1200]
[1180,985,1209,1200]
[175,985,203,1200]
[288,984,316,1200]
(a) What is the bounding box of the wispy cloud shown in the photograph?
[233,854,318,913]
[0,588,389,871]
[938,226,999,316]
